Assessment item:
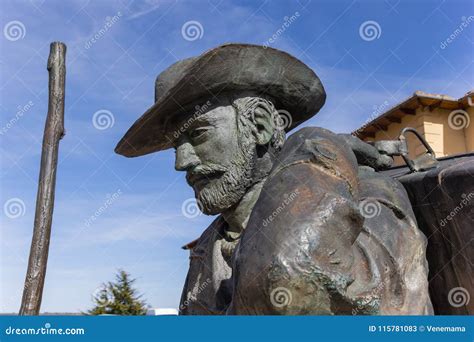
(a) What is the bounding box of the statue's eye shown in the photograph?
[189,128,208,140]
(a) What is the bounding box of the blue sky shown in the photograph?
[1,0,473,313]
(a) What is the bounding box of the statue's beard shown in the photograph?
[188,139,256,216]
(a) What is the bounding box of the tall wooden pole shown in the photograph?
[19,42,66,315]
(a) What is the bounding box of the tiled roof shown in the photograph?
[353,90,473,139]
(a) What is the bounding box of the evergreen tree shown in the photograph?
[87,269,147,315]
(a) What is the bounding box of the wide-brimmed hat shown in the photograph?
[115,43,326,157]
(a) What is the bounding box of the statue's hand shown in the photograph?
[338,134,393,170]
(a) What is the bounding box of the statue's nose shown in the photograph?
[175,142,200,171]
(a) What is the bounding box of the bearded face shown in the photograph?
[173,103,255,215]
[174,96,283,216]
[186,133,255,215]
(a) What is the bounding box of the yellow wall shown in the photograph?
[364,106,473,166]
[465,107,474,152]
[423,108,468,157]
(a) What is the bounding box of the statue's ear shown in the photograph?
[253,105,275,146]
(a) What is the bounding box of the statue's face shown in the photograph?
[174,100,255,215]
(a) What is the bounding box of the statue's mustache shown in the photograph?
[186,163,228,185]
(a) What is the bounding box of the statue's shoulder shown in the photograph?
[278,126,357,167]
[284,126,346,147]
[272,126,359,193]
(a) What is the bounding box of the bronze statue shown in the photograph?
[115,44,432,315]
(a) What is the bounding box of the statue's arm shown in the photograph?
[338,133,393,170]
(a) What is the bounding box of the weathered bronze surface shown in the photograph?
[384,154,474,315]
[116,44,433,315]
[230,127,432,314]
[19,42,66,315]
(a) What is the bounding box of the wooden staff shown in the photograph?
[19,42,66,315]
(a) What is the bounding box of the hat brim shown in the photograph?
[115,44,326,157]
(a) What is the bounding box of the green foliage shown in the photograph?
[87,269,147,315]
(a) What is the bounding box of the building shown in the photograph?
[353,91,474,165]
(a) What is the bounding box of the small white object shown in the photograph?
[146,308,178,316]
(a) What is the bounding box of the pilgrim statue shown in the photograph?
[115,44,433,315]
